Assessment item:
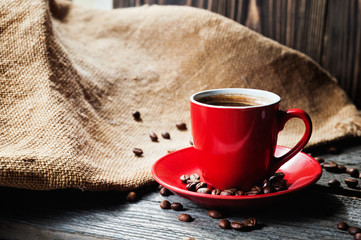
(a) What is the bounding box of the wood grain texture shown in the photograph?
[0,144,360,239]
[113,0,361,109]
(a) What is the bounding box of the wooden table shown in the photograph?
[0,142,360,240]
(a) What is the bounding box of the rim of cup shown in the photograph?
[190,88,281,109]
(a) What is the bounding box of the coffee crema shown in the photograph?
[196,94,271,107]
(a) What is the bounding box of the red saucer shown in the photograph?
[151,146,322,209]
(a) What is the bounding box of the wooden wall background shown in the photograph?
[113,0,361,109]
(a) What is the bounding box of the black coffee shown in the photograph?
[197,94,270,107]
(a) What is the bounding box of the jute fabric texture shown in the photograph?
[1,0,360,190]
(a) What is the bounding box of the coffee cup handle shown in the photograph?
[270,109,312,174]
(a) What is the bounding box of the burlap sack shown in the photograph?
[1,0,360,191]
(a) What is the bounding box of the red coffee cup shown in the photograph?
[190,88,312,191]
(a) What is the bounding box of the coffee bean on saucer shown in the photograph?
[251,186,262,193]
[160,200,171,209]
[208,210,223,219]
[269,175,281,184]
[132,148,143,157]
[337,221,349,231]
[176,122,187,130]
[347,168,360,178]
[220,191,233,196]
[235,190,245,196]
[274,172,285,179]
[197,187,212,194]
[231,221,246,231]
[212,189,222,195]
[178,214,193,222]
[224,188,237,194]
[263,186,274,194]
[274,184,287,192]
[161,131,170,139]
[344,178,358,188]
[126,191,137,202]
[348,227,361,235]
[149,131,158,142]
[314,157,325,164]
[355,233,361,240]
[190,173,200,180]
[186,179,200,184]
[218,219,231,229]
[132,110,141,121]
[180,175,190,183]
[246,190,260,196]
[328,179,341,187]
[160,187,172,196]
[262,179,271,188]
[171,202,183,211]
[195,182,207,190]
[186,182,198,191]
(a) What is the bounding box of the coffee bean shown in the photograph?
[337,165,347,173]
[269,175,281,184]
[246,217,257,226]
[246,190,260,196]
[347,168,360,178]
[212,189,222,195]
[195,182,207,190]
[235,190,245,196]
[178,214,193,222]
[160,200,171,209]
[274,172,285,179]
[197,187,212,194]
[186,179,200,184]
[231,221,246,231]
[158,184,163,190]
[132,148,143,157]
[355,233,361,240]
[349,227,361,235]
[328,179,341,187]
[314,157,325,163]
[132,110,141,121]
[274,185,287,192]
[263,186,274,194]
[186,182,198,191]
[208,210,223,219]
[190,173,200,180]
[176,122,187,130]
[171,202,183,211]
[180,175,190,183]
[337,221,349,231]
[220,191,233,196]
[224,188,237,194]
[344,178,359,188]
[126,191,137,202]
[160,187,172,196]
[323,162,339,173]
[262,179,271,188]
[149,132,158,142]
[251,186,262,193]
[218,219,231,229]
[161,132,170,139]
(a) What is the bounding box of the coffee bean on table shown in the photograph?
[244,217,257,227]
[180,175,190,183]
[160,187,172,196]
[132,110,141,120]
[328,179,341,187]
[190,173,200,180]
[132,148,143,157]
[126,191,137,202]
[323,162,339,173]
[178,214,193,222]
[354,233,361,240]
[197,188,212,194]
[348,227,361,235]
[176,122,187,130]
[212,189,222,195]
[161,131,170,139]
[344,178,359,188]
[337,221,349,231]
[149,131,158,142]
[160,200,171,209]
[208,210,223,219]
[218,219,231,229]
[347,168,360,178]
[337,165,347,173]
[171,202,183,211]
[231,221,246,231]
[314,157,324,163]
